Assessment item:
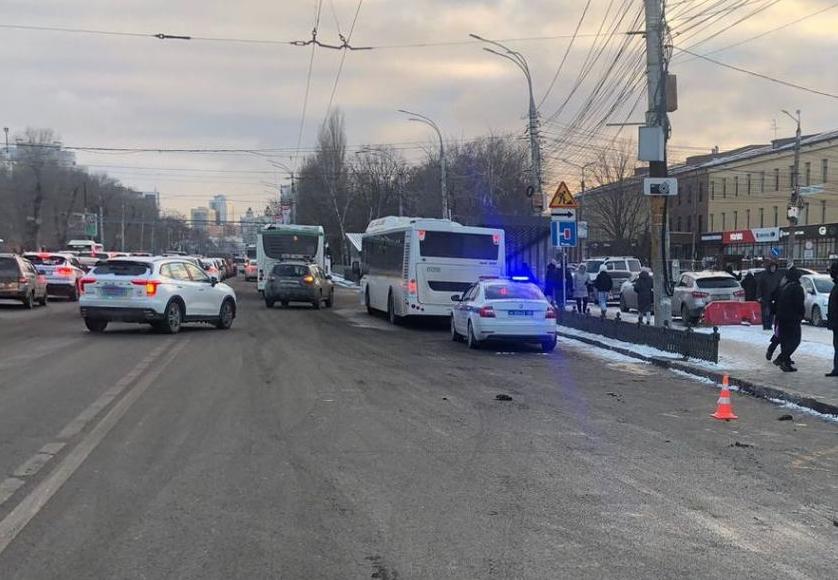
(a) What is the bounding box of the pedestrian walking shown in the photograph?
[759,261,783,331]
[564,266,574,307]
[544,261,557,303]
[825,261,838,377]
[634,268,653,324]
[593,265,613,317]
[572,264,591,313]
[741,271,758,302]
[773,267,804,373]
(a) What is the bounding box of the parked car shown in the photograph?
[264,261,334,309]
[672,271,744,324]
[23,252,86,301]
[243,259,258,282]
[801,274,834,327]
[79,257,236,333]
[583,256,642,300]
[618,271,654,313]
[0,254,48,308]
[450,277,557,352]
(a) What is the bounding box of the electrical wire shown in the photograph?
[325,0,365,115]
[537,0,592,110]
[295,0,324,159]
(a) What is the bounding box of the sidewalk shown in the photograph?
[556,306,838,416]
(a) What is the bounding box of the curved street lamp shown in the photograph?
[398,108,449,219]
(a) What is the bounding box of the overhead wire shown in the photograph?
[537,0,592,110]
[325,0,365,115]
[295,0,324,160]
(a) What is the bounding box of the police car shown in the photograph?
[449,277,557,352]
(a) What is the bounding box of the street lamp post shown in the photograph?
[398,109,448,219]
[781,108,802,264]
[470,33,543,213]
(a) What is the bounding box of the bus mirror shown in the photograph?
[451,294,461,302]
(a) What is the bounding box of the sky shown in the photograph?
[1,0,837,219]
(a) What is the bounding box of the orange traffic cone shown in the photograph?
[711,374,738,420]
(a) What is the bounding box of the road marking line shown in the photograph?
[0,479,24,506]
[11,454,53,479]
[0,339,188,556]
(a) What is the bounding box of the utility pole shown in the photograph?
[782,109,802,265]
[99,206,105,248]
[643,0,671,326]
[120,200,126,252]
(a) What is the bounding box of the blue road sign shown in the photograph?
[771,246,782,257]
[551,220,577,248]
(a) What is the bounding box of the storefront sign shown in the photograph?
[700,233,722,242]
[722,227,780,244]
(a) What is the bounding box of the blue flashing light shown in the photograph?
[511,275,530,282]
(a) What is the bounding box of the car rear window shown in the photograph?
[627,259,641,272]
[92,261,151,276]
[0,257,21,275]
[25,255,67,266]
[696,277,739,289]
[814,278,834,293]
[273,264,309,277]
[485,283,544,300]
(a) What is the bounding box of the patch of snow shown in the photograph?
[560,337,652,365]
[766,398,838,423]
[331,274,360,289]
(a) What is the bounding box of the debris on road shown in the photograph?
[778,414,794,421]
[495,394,513,401]
[730,441,754,448]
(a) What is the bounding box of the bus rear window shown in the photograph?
[419,232,498,260]
[262,235,318,259]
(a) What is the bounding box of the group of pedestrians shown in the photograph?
[759,259,838,375]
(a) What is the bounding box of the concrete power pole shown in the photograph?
[783,109,802,264]
[643,0,671,326]
[120,200,126,252]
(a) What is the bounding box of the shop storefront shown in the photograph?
[699,224,838,268]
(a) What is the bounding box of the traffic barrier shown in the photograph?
[711,375,738,421]
[702,301,761,326]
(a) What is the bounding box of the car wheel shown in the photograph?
[541,336,557,353]
[467,321,481,350]
[619,294,629,313]
[22,291,34,309]
[38,292,48,306]
[325,289,334,308]
[84,318,108,333]
[161,300,183,334]
[265,297,275,308]
[281,300,289,308]
[681,304,693,325]
[215,299,235,329]
[365,289,374,315]
[312,294,321,310]
[812,306,823,327]
[450,316,461,342]
[68,282,79,302]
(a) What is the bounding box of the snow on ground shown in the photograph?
[331,274,360,289]
[559,336,653,365]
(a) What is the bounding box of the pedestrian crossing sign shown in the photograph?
[549,182,576,209]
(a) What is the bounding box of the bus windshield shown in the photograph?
[419,231,498,260]
[262,234,319,259]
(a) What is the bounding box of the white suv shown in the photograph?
[79,257,237,334]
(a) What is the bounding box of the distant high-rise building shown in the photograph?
[209,195,228,225]
[143,191,160,209]
[191,206,212,231]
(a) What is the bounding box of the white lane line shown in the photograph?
[0,339,189,556]
[0,479,24,506]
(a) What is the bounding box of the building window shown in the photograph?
[721,212,726,231]
[733,210,738,229]
[710,214,714,231]
[789,165,795,187]
[687,215,692,232]
[774,168,780,191]
[746,173,751,195]
[698,215,703,233]
[759,207,764,227]
[823,159,829,183]
[803,202,810,225]
[734,176,739,197]
[822,200,827,222]
[722,177,727,198]
[676,216,682,231]
[687,184,692,204]
[698,181,704,202]
[760,171,765,193]
[805,161,811,186]
[773,206,778,226]
[710,180,715,199]
[746,209,750,228]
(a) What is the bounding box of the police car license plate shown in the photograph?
[509,310,533,316]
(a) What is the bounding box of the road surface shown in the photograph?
[0,279,836,579]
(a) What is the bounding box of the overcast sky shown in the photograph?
[1,0,837,218]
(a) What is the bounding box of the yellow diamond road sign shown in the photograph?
[549,181,576,210]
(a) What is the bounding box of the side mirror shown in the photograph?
[326,274,333,280]
[451,294,461,302]
[810,288,817,295]
[210,275,218,286]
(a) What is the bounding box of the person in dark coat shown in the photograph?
[564,266,573,306]
[634,268,654,324]
[825,261,838,377]
[593,265,613,317]
[741,271,758,302]
[544,262,556,302]
[773,267,805,372]
[759,261,783,331]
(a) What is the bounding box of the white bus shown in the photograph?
[256,224,326,292]
[66,239,104,254]
[360,217,505,323]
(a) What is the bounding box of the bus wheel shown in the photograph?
[387,292,402,325]
[366,289,374,315]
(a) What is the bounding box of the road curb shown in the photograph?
[557,330,838,418]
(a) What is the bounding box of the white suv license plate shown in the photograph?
[508,310,533,317]
[100,285,128,298]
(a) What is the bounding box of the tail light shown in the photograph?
[56,266,74,277]
[492,232,501,245]
[407,279,417,295]
[302,274,315,284]
[692,291,710,299]
[132,279,162,297]
[18,276,28,286]
[545,307,557,319]
[80,277,96,292]
[37,275,46,284]
[733,289,745,298]
[478,306,496,318]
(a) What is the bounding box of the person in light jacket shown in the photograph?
[572,264,591,313]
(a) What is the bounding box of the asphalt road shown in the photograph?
[0,280,836,579]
